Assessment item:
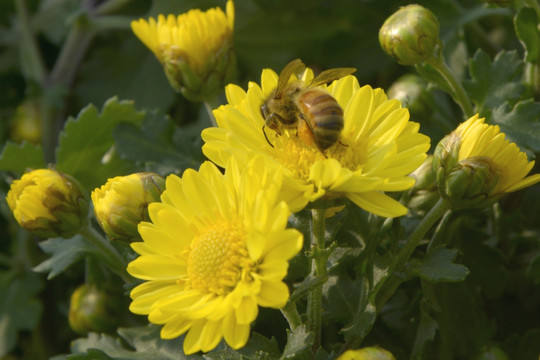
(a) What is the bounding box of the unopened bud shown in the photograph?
[379,4,440,66]
[68,284,120,334]
[6,168,88,238]
[11,100,42,144]
[408,156,439,213]
[92,172,165,242]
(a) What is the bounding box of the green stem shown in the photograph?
[307,208,327,352]
[425,55,475,118]
[281,301,303,330]
[79,225,131,282]
[391,198,450,274]
[93,0,134,16]
[525,62,540,101]
[426,208,453,253]
[375,198,450,310]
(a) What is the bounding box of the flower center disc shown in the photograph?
[187,221,250,295]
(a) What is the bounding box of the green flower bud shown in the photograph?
[408,156,439,214]
[387,74,434,119]
[379,4,440,66]
[131,0,237,102]
[92,172,165,242]
[338,346,396,360]
[68,284,120,334]
[6,168,88,238]
[11,100,42,145]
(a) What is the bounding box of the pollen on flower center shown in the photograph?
[186,221,252,295]
[270,131,369,179]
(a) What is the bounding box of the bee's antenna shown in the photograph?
[262,125,274,148]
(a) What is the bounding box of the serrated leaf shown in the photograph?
[464,50,525,115]
[33,235,96,279]
[113,110,203,176]
[69,325,203,360]
[491,99,540,153]
[0,271,43,357]
[204,333,280,360]
[0,141,45,173]
[280,325,314,360]
[415,246,469,283]
[514,7,540,63]
[55,97,143,191]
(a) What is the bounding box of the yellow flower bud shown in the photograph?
[91,172,165,242]
[131,0,236,101]
[338,346,396,360]
[68,284,121,334]
[379,4,440,66]
[433,115,540,209]
[6,169,88,238]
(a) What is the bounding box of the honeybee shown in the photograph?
[260,59,356,152]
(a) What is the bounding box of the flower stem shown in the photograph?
[425,55,475,118]
[392,198,450,274]
[79,225,131,282]
[307,208,328,352]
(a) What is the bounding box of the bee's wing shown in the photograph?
[275,59,306,98]
[308,68,357,87]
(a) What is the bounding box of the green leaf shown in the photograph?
[528,254,540,284]
[0,271,43,357]
[33,235,95,279]
[410,302,438,360]
[414,246,469,283]
[491,99,540,153]
[514,7,540,63]
[0,141,45,173]
[68,325,203,360]
[55,97,143,191]
[113,110,204,176]
[204,333,281,360]
[280,325,314,360]
[464,50,525,115]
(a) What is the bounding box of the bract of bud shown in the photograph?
[439,157,501,209]
[337,346,396,360]
[68,284,120,334]
[6,169,88,238]
[379,4,440,66]
[131,0,236,102]
[91,172,165,242]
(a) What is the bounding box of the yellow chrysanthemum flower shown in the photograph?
[202,66,431,217]
[6,168,88,238]
[433,114,540,208]
[131,1,236,101]
[127,158,303,354]
[91,172,165,242]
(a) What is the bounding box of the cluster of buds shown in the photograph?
[6,168,88,238]
[91,172,165,242]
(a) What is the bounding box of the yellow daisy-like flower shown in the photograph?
[202,66,431,217]
[454,114,540,194]
[131,1,236,101]
[338,346,396,360]
[127,158,303,354]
